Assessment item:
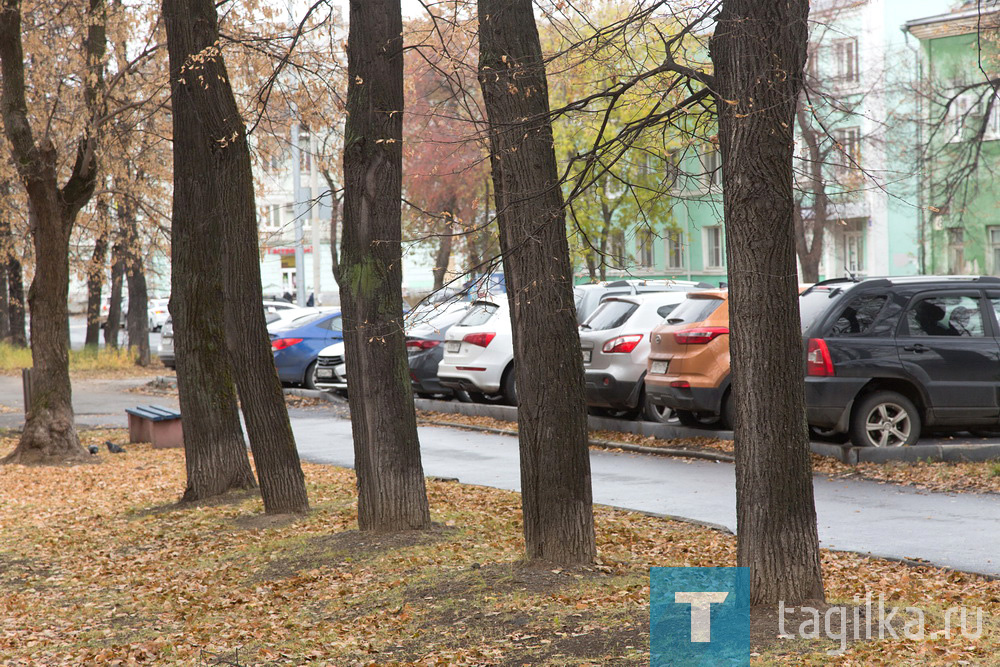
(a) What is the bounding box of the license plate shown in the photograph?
[582,349,592,363]
[650,360,669,374]
[446,341,461,353]
[316,368,334,378]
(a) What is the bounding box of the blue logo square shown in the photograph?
[650,567,753,666]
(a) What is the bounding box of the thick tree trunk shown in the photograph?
[7,254,25,347]
[105,243,124,348]
[84,232,107,348]
[342,0,430,532]
[711,0,825,605]
[0,212,11,342]
[431,209,455,292]
[478,0,595,564]
[164,0,307,512]
[121,200,150,366]
[162,0,258,501]
[322,171,342,285]
[0,0,105,463]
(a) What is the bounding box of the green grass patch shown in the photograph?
[0,342,139,372]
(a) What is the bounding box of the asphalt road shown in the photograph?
[1,375,998,578]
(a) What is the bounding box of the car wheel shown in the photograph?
[303,360,319,390]
[641,393,672,423]
[501,367,517,406]
[808,425,849,443]
[849,391,920,448]
[674,409,720,428]
[720,393,736,431]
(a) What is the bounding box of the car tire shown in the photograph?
[501,367,517,406]
[808,425,849,444]
[303,360,319,390]
[849,390,920,448]
[641,392,672,423]
[720,393,736,431]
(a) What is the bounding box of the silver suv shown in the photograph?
[573,279,712,324]
[580,291,692,422]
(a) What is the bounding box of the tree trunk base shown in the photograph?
[2,412,87,464]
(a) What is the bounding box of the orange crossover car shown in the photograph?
[644,290,733,428]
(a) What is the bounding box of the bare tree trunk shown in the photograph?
[7,254,25,347]
[478,0,595,564]
[711,0,825,605]
[342,0,430,532]
[105,242,124,348]
[322,171,342,285]
[0,0,105,463]
[84,231,107,348]
[0,211,11,342]
[164,0,308,513]
[432,207,456,292]
[120,200,149,366]
[162,0,258,501]
[794,104,828,284]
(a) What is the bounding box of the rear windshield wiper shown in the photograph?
[666,318,684,324]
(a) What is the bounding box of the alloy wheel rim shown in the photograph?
[864,402,911,447]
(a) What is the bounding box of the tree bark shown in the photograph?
[162,0,258,501]
[163,0,307,512]
[431,207,456,292]
[322,171,342,285]
[85,196,109,348]
[105,241,124,348]
[7,253,25,347]
[120,199,150,366]
[794,103,828,284]
[341,0,430,531]
[478,0,595,564]
[0,204,12,342]
[711,0,825,604]
[0,0,105,463]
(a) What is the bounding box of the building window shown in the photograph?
[666,230,685,270]
[608,230,627,268]
[637,230,655,268]
[703,225,724,269]
[832,37,859,84]
[948,227,965,273]
[264,203,281,229]
[833,126,861,176]
[989,227,1000,274]
[701,149,720,190]
[835,218,866,276]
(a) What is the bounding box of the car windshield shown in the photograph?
[457,302,499,327]
[583,300,638,331]
[664,297,722,325]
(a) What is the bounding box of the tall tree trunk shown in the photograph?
[0,210,11,342]
[164,0,307,512]
[342,0,430,532]
[478,0,595,564]
[7,254,25,347]
[84,207,109,348]
[0,0,105,463]
[711,0,825,605]
[794,104,828,284]
[105,242,124,348]
[162,0,258,501]
[120,199,149,366]
[322,171,342,285]
[432,207,456,292]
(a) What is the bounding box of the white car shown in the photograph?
[147,298,170,332]
[313,341,347,391]
[437,297,516,404]
[265,304,321,331]
[579,291,691,422]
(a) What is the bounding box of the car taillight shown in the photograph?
[806,338,835,376]
[602,334,642,354]
[463,332,496,348]
[271,337,303,351]
[674,326,729,345]
[406,339,441,351]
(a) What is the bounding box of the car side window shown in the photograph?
[319,316,343,332]
[828,295,887,336]
[656,304,678,319]
[905,295,984,337]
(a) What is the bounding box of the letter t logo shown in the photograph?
[674,591,729,642]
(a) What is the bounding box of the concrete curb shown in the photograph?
[413,397,1000,465]
[283,388,347,405]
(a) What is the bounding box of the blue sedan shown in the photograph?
[269,310,343,389]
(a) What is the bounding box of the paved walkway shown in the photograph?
[1,375,997,578]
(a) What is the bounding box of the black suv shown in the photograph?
[800,275,1000,447]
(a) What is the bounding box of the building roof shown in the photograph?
[904,3,1000,39]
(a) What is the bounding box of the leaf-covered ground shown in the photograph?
[1,430,997,665]
[418,411,1000,496]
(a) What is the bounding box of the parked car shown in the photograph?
[406,301,472,398]
[313,341,347,391]
[573,279,712,324]
[147,298,170,332]
[158,317,175,369]
[270,310,344,389]
[580,291,691,422]
[800,275,1000,447]
[437,297,516,404]
[99,295,129,328]
[264,301,318,328]
[645,290,733,428]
